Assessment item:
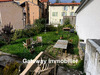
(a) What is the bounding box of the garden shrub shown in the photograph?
[64,18,70,25]
[34,18,45,32]
[12,30,18,41]
[0,62,20,75]
[46,25,57,31]
[0,41,5,47]
[1,23,13,44]
[64,24,74,29]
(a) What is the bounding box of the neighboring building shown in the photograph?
[63,16,76,27]
[40,0,49,21]
[75,0,100,43]
[0,0,13,2]
[15,0,44,25]
[0,2,24,30]
[85,39,100,75]
[49,3,80,25]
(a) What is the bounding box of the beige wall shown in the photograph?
[28,2,39,24]
[15,0,43,25]
[0,2,24,30]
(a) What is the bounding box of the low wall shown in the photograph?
[63,16,76,27]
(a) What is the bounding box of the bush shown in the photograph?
[12,30,18,41]
[0,62,20,75]
[1,23,13,44]
[34,18,45,32]
[46,25,57,31]
[64,18,70,25]
[64,24,74,29]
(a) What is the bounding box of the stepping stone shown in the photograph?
[66,73,70,75]
[79,71,83,74]
[67,70,70,72]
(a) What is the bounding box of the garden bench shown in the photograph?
[23,39,31,48]
[36,36,43,47]
[36,36,42,43]
[63,27,70,31]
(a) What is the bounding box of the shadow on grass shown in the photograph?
[0,41,5,48]
[14,51,39,59]
[11,39,26,44]
[67,43,74,54]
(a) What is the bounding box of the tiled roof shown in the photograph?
[40,0,48,3]
[0,0,12,1]
[50,3,80,6]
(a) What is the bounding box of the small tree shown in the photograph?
[56,0,60,3]
[72,0,76,3]
[2,23,13,44]
[64,18,70,25]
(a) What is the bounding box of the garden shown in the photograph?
[0,18,79,59]
[0,18,86,75]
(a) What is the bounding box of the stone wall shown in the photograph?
[63,16,76,27]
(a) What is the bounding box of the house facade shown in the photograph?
[75,0,100,43]
[15,0,44,25]
[0,2,24,30]
[49,3,80,25]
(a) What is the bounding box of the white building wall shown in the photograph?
[76,0,100,43]
[49,5,79,25]
[85,40,100,75]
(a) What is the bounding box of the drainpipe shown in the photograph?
[25,1,30,25]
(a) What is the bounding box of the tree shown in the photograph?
[80,0,83,3]
[56,0,60,3]
[72,0,76,3]
[1,23,13,44]
[64,18,70,25]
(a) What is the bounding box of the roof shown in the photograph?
[49,3,80,6]
[40,0,48,3]
[0,0,13,2]
[75,0,90,13]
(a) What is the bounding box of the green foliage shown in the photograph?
[64,18,70,25]
[72,0,76,3]
[64,24,74,29]
[1,23,13,44]
[0,41,5,47]
[56,0,60,3]
[34,18,45,32]
[0,31,79,59]
[12,30,18,41]
[0,62,20,75]
[57,25,63,32]
[68,60,84,71]
[46,25,57,31]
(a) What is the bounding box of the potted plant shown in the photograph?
[60,35,63,39]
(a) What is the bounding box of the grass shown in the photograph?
[0,30,79,59]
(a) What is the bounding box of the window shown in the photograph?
[72,6,74,10]
[64,6,68,11]
[62,12,67,16]
[52,12,58,16]
[70,12,74,16]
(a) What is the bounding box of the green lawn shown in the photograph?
[0,31,79,59]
